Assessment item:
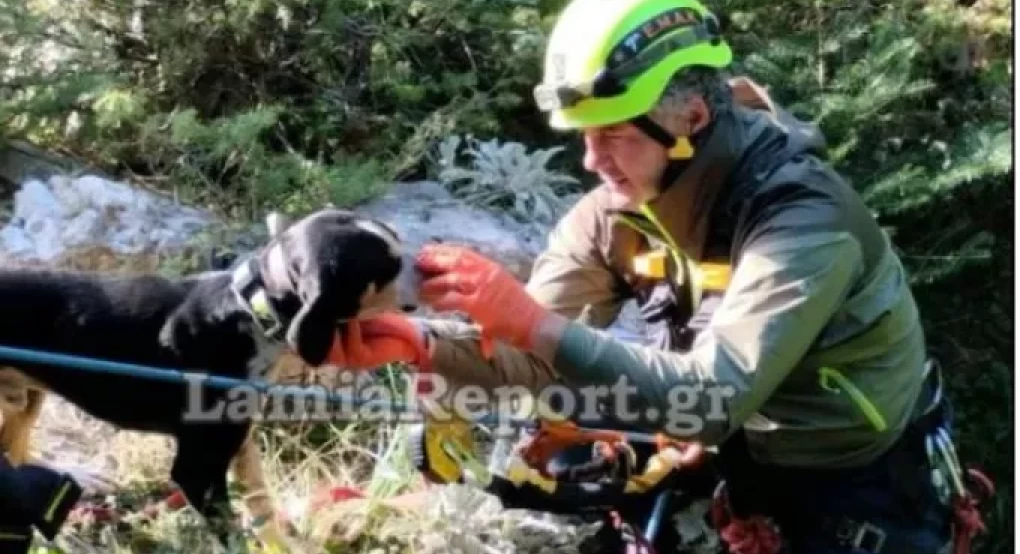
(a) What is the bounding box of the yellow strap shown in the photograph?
[633,250,669,279]
[440,437,491,485]
[629,206,733,297]
[638,204,690,272]
[423,416,477,484]
[623,448,682,494]
[505,458,558,495]
[698,261,731,292]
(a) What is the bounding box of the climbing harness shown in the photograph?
[710,481,782,554]
[402,410,711,553]
[705,360,996,554]
[913,361,996,554]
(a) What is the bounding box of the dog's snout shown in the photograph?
[395,252,423,313]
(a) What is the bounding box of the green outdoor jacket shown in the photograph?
[420,89,930,469]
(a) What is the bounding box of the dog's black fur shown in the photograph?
[0,208,409,537]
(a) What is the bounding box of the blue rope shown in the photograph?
[0,346,688,437]
[0,344,535,428]
[0,344,414,415]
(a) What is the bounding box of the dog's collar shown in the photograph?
[230,256,285,339]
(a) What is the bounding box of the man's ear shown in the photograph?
[285,268,362,367]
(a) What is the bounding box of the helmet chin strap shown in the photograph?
[630,114,697,195]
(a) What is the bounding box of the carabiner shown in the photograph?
[932,427,966,497]
[926,434,952,505]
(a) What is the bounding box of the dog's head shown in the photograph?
[253,208,420,367]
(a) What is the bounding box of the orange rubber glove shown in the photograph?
[324,313,432,373]
[416,244,549,358]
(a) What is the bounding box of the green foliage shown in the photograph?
[0,0,566,221]
[433,134,582,225]
[724,0,1011,283]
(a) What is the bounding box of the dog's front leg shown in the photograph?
[231,429,274,523]
[171,428,247,547]
[230,427,300,552]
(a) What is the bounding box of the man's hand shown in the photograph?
[324,313,431,373]
[416,244,553,357]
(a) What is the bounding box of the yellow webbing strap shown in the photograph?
[504,458,558,495]
[633,250,669,279]
[423,415,477,484]
[440,436,491,486]
[698,262,731,292]
[621,207,732,306]
[623,446,692,494]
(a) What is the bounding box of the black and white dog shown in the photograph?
[0,208,419,547]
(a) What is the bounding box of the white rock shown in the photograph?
[14,178,67,220]
[0,173,217,263]
[22,215,65,261]
[0,226,33,257]
[356,181,550,280]
[61,209,105,248]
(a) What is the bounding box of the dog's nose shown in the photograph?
[395,252,423,313]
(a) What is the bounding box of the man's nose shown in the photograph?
[582,134,608,173]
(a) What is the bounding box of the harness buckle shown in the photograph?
[852,521,887,553]
[230,257,285,339]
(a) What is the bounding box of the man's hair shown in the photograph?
[648,66,733,130]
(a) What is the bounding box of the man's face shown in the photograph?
[581,122,668,205]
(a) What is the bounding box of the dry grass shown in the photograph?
[23,393,610,554]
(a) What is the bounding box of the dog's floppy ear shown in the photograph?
[285,263,364,367]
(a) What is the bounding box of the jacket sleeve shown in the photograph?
[548,196,864,445]
[419,188,629,394]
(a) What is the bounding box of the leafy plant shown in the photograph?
[434,134,582,225]
[0,0,571,222]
